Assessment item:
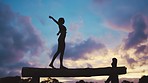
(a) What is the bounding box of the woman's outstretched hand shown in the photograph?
[49,16,59,25]
[49,16,53,19]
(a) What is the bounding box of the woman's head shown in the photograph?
[58,17,65,24]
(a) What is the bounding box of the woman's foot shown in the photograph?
[60,65,68,69]
[49,63,55,69]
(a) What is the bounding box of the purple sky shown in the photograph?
[0,0,148,82]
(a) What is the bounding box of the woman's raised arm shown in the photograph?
[49,16,59,25]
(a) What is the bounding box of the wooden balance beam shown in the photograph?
[22,66,126,77]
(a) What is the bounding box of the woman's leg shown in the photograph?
[49,44,60,68]
[49,48,60,68]
[59,42,67,68]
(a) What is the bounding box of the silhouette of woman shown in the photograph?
[49,16,67,69]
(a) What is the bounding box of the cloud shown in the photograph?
[50,37,106,60]
[92,0,148,69]
[124,15,148,49]
[0,61,37,77]
[122,54,137,69]
[67,18,84,43]
[92,0,148,31]
[135,45,148,54]
[0,2,44,77]
[122,15,148,68]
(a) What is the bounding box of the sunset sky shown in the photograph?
[0,0,148,82]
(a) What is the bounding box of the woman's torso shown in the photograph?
[58,25,67,41]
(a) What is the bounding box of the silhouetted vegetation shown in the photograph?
[138,75,148,83]
[76,80,95,83]
[121,80,133,83]
[0,76,62,83]
[41,78,63,83]
[0,76,30,83]
[0,75,147,83]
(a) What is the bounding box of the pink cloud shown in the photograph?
[105,20,132,32]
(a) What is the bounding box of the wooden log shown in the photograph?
[22,66,126,77]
